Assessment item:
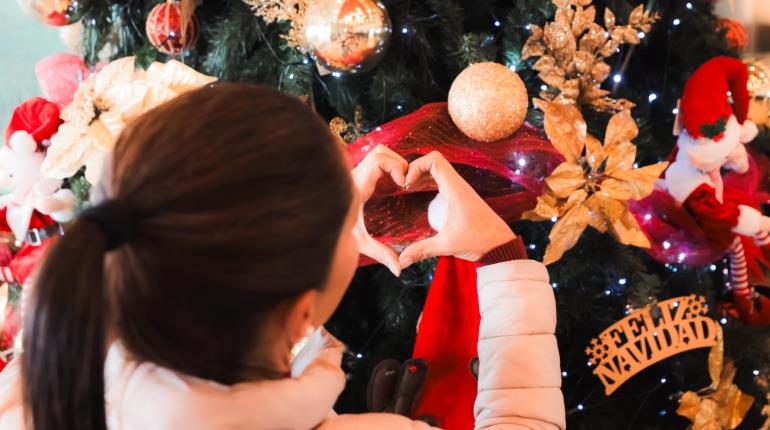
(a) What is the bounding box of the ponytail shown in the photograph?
[22,220,109,430]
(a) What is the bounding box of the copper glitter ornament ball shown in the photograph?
[303,0,392,74]
[448,62,528,142]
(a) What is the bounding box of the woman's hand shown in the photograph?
[351,145,408,276]
[399,151,516,268]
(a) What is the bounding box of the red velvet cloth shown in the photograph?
[411,256,480,429]
[4,97,62,146]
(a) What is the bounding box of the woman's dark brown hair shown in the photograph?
[21,83,353,430]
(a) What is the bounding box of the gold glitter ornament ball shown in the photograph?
[448,62,528,142]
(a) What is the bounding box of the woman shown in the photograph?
[0,83,564,429]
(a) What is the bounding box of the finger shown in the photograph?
[356,152,408,197]
[404,152,464,195]
[399,236,442,269]
[360,236,402,276]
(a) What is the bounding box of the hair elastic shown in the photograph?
[79,200,135,251]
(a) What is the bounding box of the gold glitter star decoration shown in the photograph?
[522,99,668,265]
[242,0,308,49]
[522,0,659,112]
[676,327,754,430]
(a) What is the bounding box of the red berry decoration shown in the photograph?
[145,0,199,56]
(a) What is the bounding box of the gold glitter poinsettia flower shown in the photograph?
[522,0,658,112]
[677,327,754,430]
[42,57,216,184]
[523,99,668,265]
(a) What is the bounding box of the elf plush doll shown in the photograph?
[665,56,770,325]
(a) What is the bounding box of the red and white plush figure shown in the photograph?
[665,56,770,325]
[0,98,74,240]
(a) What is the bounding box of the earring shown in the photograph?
[289,326,316,363]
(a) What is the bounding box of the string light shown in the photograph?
[525,24,531,30]
[587,360,592,367]
[375,127,382,132]
[663,241,671,250]
[551,282,559,289]
[509,64,517,72]
[672,107,679,115]
[540,84,548,91]
[550,216,558,223]
[562,371,568,377]
[577,404,585,411]
[494,20,501,27]
[633,163,639,168]
[644,213,652,221]
[401,26,409,34]
[529,243,536,250]
[288,73,295,80]
[332,71,342,78]
[673,18,681,26]
[673,301,679,308]
[686,2,693,9]
[605,289,611,296]
[638,32,645,39]
[709,264,717,271]
[660,377,667,383]
[720,317,728,325]
[753,369,760,376]
[618,278,627,285]
[518,158,527,167]
[613,74,622,83]
[678,252,687,263]
[722,268,729,275]
[659,410,667,416]
[648,93,657,102]
[356,353,363,359]
[396,105,403,111]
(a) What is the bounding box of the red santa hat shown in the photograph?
[680,56,750,141]
[4,97,62,149]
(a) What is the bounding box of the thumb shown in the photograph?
[399,236,442,269]
[361,236,402,276]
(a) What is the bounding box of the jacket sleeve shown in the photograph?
[474,260,565,430]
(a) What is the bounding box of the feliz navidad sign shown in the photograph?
[586,295,719,395]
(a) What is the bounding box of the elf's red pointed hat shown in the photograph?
[680,56,750,141]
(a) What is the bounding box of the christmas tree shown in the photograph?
[9,0,770,428]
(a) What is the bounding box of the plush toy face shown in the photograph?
[682,115,756,174]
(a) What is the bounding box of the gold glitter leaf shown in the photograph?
[522,193,561,221]
[605,140,637,175]
[545,162,587,198]
[584,135,605,169]
[604,8,615,28]
[604,109,638,148]
[572,6,596,36]
[535,98,586,163]
[543,204,591,265]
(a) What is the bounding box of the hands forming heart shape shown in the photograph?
[351,145,516,276]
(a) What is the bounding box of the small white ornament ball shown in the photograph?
[448,62,528,142]
[427,193,448,232]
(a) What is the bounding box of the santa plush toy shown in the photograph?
[665,56,770,325]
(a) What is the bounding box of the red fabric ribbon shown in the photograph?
[348,103,561,260]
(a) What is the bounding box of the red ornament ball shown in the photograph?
[718,18,748,53]
[145,1,199,56]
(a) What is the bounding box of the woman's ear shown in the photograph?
[285,290,317,345]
